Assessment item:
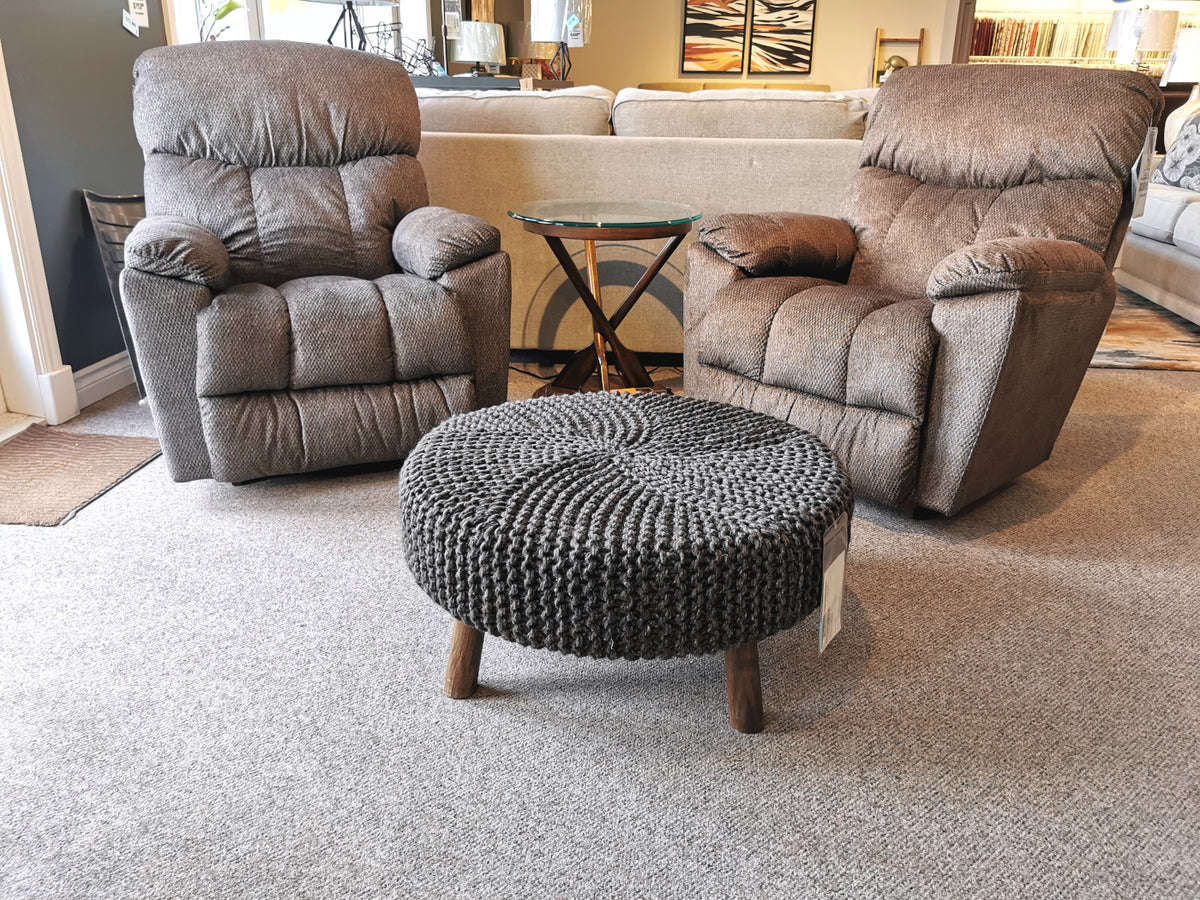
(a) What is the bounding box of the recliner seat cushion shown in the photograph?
[197,274,473,397]
[697,282,937,419]
[200,377,476,483]
[694,281,937,504]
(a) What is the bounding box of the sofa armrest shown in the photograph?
[125,216,230,291]
[696,212,856,279]
[927,237,1108,301]
[392,206,500,280]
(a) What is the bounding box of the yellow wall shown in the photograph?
[557,0,956,92]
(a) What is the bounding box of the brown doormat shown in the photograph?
[1092,289,1200,371]
[0,425,160,526]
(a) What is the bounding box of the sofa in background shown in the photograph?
[1115,126,1200,326]
[416,86,872,354]
[637,80,832,92]
[121,42,510,484]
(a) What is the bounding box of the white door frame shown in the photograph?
[0,36,78,424]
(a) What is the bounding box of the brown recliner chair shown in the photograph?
[684,65,1161,515]
[121,41,510,484]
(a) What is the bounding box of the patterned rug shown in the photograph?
[1092,289,1200,370]
[0,425,160,526]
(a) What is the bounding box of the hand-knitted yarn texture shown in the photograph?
[399,392,853,660]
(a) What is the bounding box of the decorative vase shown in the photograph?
[1165,84,1200,150]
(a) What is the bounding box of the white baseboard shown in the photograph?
[73,351,135,410]
[39,365,79,424]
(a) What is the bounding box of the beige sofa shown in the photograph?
[415,86,872,353]
[1116,182,1200,325]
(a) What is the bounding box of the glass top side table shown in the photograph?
[509,199,702,396]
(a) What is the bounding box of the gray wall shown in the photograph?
[0,0,167,372]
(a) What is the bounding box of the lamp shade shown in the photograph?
[1162,27,1200,84]
[530,0,566,43]
[451,20,505,65]
[531,0,590,46]
[509,21,559,60]
[1107,9,1179,64]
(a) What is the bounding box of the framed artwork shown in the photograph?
[748,0,815,74]
[681,0,749,73]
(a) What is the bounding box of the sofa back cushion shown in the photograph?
[843,64,1162,296]
[610,88,869,139]
[416,85,615,135]
[134,41,428,287]
[1151,112,1200,190]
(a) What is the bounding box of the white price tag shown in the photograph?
[1131,127,1156,220]
[121,7,140,37]
[819,512,848,653]
[128,0,150,29]
[566,13,584,48]
[442,1,462,40]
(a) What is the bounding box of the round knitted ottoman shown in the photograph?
[398,392,853,732]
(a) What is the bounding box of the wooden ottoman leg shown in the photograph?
[444,619,484,699]
[724,641,763,734]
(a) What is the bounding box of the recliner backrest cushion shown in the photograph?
[842,65,1161,297]
[133,41,429,287]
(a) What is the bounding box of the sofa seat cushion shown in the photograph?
[196,273,473,397]
[1173,203,1200,257]
[610,88,868,139]
[415,85,615,135]
[696,281,937,421]
[1130,184,1200,243]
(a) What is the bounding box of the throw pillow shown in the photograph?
[1153,113,1200,191]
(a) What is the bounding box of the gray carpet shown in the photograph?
[2,369,1198,899]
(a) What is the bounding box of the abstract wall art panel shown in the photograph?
[682,0,749,73]
[749,0,816,73]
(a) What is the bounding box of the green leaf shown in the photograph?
[212,1,244,21]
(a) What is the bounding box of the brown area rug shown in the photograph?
[0,425,160,526]
[1092,289,1200,370]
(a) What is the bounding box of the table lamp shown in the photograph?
[509,21,560,79]
[1106,8,1179,70]
[451,20,505,75]
[530,0,590,79]
[1162,28,1200,149]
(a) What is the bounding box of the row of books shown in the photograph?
[970,16,1112,61]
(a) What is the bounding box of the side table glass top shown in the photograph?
[509,199,702,229]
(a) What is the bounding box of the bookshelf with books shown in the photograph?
[968,1,1200,75]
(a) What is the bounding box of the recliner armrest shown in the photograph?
[392,206,500,280]
[927,237,1108,301]
[125,216,231,290]
[696,213,857,279]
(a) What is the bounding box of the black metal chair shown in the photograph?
[83,190,146,399]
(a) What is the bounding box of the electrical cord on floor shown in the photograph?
[508,364,683,382]
[508,364,557,381]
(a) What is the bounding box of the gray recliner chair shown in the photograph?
[684,65,1161,515]
[121,41,510,483]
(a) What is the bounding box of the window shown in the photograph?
[167,0,432,62]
